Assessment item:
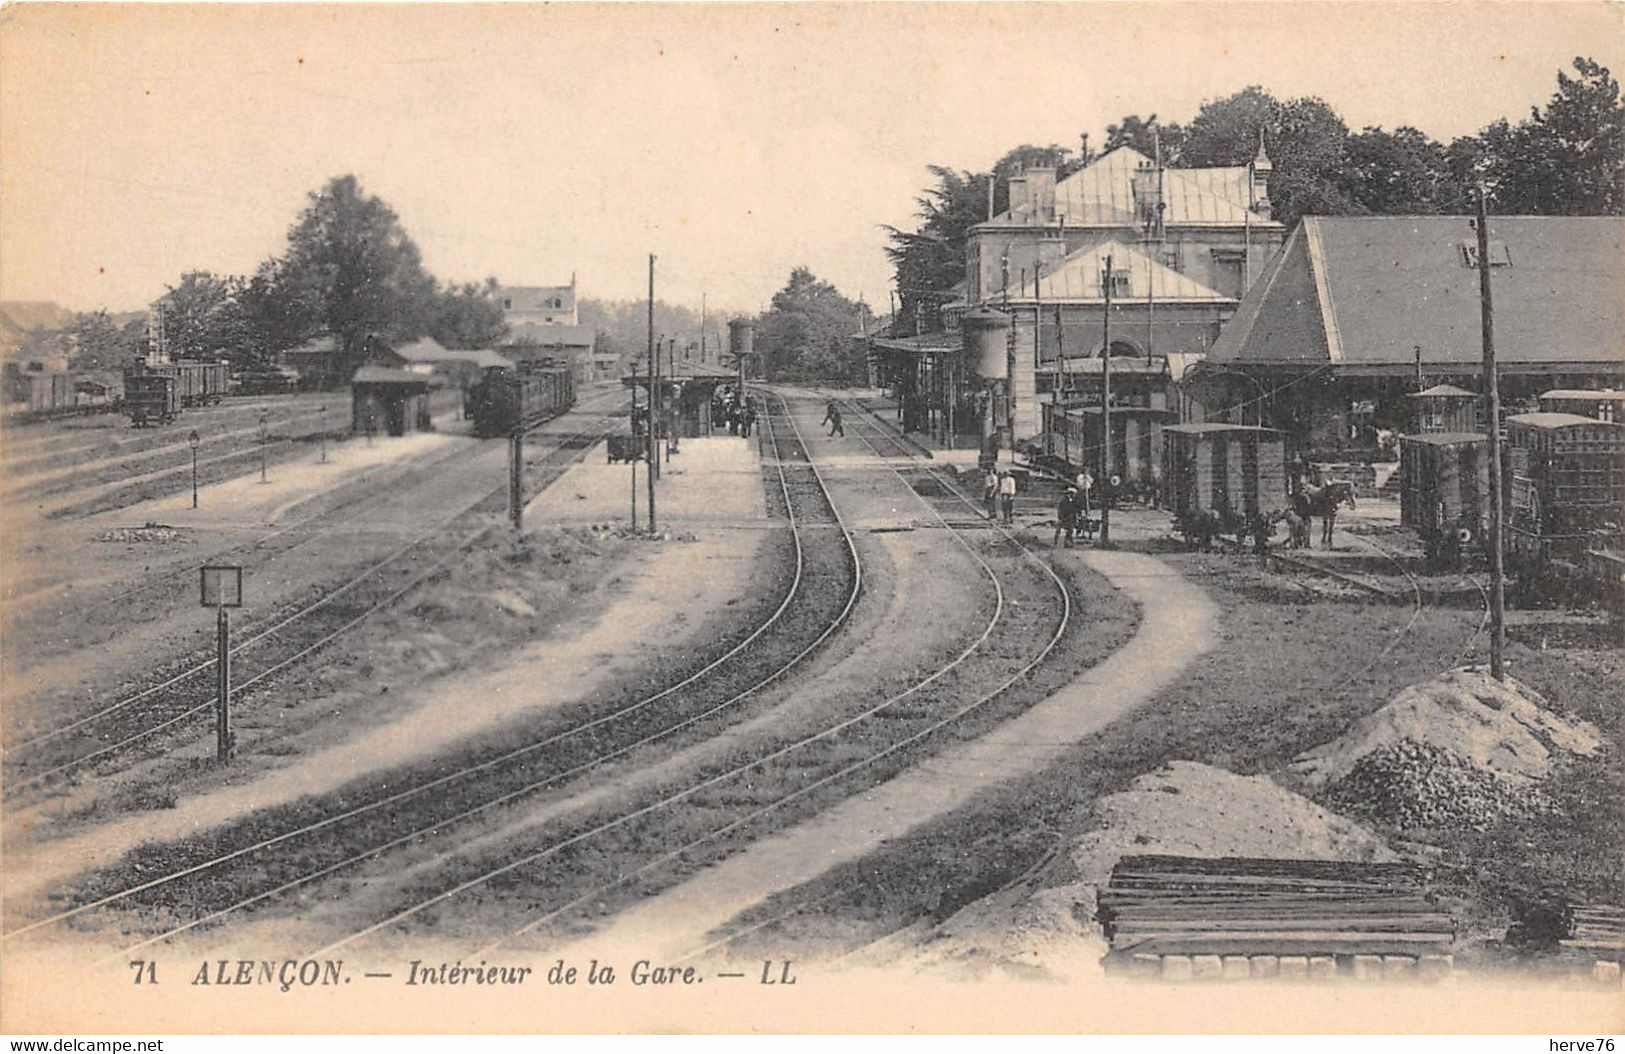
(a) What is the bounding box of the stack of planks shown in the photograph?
[1097,855,1456,981]
[1561,904,1624,982]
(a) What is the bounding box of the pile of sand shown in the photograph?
[904,761,1394,981]
[1288,668,1602,831]
[1066,761,1398,890]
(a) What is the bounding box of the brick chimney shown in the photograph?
[1006,173,1030,219]
[1026,167,1056,223]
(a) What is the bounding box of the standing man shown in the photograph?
[1054,487,1081,547]
[824,403,844,437]
[998,470,1017,524]
[982,466,1000,520]
[741,402,756,438]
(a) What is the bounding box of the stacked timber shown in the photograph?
[1097,855,1456,981]
[1561,904,1624,982]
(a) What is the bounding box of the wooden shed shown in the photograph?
[1408,384,1479,435]
[351,366,439,436]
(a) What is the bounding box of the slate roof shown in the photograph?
[1411,383,1477,398]
[1506,411,1625,430]
[496,285,575,314]
[981,148,1277,231]
[1208,216,1625,370]
[1009,239,1233,304]
[352,365,438,386]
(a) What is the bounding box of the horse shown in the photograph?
[1303,480,1357,549]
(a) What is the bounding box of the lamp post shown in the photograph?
[258,412,269,483]
[319,405,328,464]
[188,430,201,509]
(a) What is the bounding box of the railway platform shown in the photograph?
[521,435,768,527]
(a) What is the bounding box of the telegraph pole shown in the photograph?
[648,258,660,480]
[1476,185,1507,681]
[1100,252,1114,547]
[509,418,524,531]
[629,368,639,530]
[645,348,657,532]
[1034,260,1044,457]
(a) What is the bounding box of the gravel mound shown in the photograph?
[96,523,185,543]
[1287,668,1600,833]
[1322,738,1549,831]
[1289,668,1601,789]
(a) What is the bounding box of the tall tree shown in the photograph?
[234,258,321,364]
[157,271,242,362]
[1479,57,1625,214]
[757,267,871,384]
[66,311,143,372]
[1342,126,1460,214]
[883,166,990,332]
[430,278,508,349]
[1103,115,1187,163]
[1180,86,1280,167]
[279,175,439,370]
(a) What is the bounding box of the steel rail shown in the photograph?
[4,417,614,787]
[10,391,861,947]
[449,391,1070,958]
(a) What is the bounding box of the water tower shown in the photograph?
[961,307,1012,446]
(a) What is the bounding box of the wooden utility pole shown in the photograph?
[1056,305,1068,464]
[215,607,232,762]
[508,425,524,530]
[645,349,657,532]
[1000,252,1013,451]
[646,255,658,525]
[1476,185,1507,681]
[1100,252,1114,546]
[1034,260,1044,457]
[629,372,639,530]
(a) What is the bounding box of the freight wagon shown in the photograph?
[1040,404,1178,503]
[1538,389,1625,423]
[1399,432,1491,567]
[1505,412,1625,604]
[1161,423,1288,548]
[467,363,575,438]
[121,358,229,425]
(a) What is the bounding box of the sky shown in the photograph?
[2,2,1621,317]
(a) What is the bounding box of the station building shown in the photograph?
[1203,215,1625,459]
[871,144,1285,447]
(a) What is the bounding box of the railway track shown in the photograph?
[6,392,864,951]
[278,390,1073,960]
[2,417,615,797]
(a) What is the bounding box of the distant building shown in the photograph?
[963,143,1283,310]
[871,144,1286,447]
[494,280,578,327]
[494,276,602,382]
[1205,215,1625,456]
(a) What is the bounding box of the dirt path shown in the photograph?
[3,527,766,904]
[559,543,1218,963]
